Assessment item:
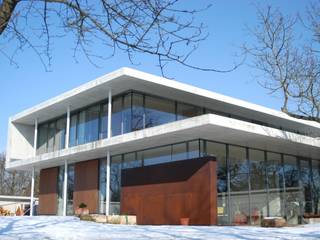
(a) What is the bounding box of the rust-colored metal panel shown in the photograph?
[38,167,58,215]
[74,159,99,213]
[121,157,217,225]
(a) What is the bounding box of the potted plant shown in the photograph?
[75,203,89,216]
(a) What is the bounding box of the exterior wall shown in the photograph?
[74,160,99,213]
[120,157,217,225]
[39,167,58,215]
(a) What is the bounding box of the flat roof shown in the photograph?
[10,67,320,135]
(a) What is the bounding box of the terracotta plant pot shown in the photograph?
[180,218,190,225]
[75,207,89,216]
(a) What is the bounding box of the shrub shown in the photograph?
[79,203,87,209]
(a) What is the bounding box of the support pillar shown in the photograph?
[63,159,68,216]
[33,119,38,156]
[30,166,35,216]
[105,89,112,215]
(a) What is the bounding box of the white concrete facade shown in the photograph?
[5,67,320,171]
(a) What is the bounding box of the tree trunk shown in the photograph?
[0,0,19,35]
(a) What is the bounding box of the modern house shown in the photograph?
[6,68,320,225]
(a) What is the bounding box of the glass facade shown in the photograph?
[96,139,320,225]
[37,116,66,154]
[36,90,316,155]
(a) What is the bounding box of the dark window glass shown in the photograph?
[69,114,77,147]
[57,165,64,215]
[54,117,66,151]
[177,102,203,120]
[100,103,108,139]
[300,159,312,215]
[37,123,48,154]
[311,160,320,215]
[283,155,300,224]
[206,141,228,225]
[132,93,144,131]
[229,145,249,225]
[67,164,75,216]
[172,142,187,161]
[77,111,86,145]
[123,152,142,169]
[145,96,175,128]
[99,158,106,214]
[143,145,172,166]
[266,152,284,217]
[47,122,56,152]
[110,155,122,215]
[122,94,132,134]
[188,140,200,159]
[112,97,123,136]
[249,149,267,224]
[85,105,100,143]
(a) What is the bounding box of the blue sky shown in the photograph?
[0,1,311,152]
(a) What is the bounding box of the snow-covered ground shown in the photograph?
[0,216,319,240]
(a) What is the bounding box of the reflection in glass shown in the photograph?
[311,160,320,215]
[206,141,228,225]
[57,165,64,215]
[249,149,267,225]
[67,164,75,216]
[110,155,122,215]
[172,143,187,162]
[144,146,172,166]
[266,152,284,217]
[132,93,144,131]
[177,102,203,120]
[300,159,313,215]
[99,158,106,214]
[283,155,300,224]
[229,146,249,225]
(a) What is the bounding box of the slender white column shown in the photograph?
[33,119,38,156]
[65,106,70,149]
[105,151,111,215]
[63,159,68,216]
[30,167,35,216]
[105,89,112,215]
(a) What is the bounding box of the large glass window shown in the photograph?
[37,123,48,154]
[132,93,144,131]
[188,140,200,159]
[100,103,108,139]
[122,94,132,134]
[143,145,172,166]
[311,160,320,215]
[177,102,203,120]
[266,152,284,217]
[145,96,175,128]
[206,141,228,225]
[99,158,106,214]
[112,97,123,136]
[229,145,249,225]
[249,149,267,225]
[77,111,86,145]
[123,152,142,169]
[37,116,66,154]
[300,159,313,215]
[172,142,187,162]
[110,155,122,215]
[57,165,64,215]
[69,114,77,147]
[67,164,75,216]
[54,118,66,151]
[85,105,100,143]
[283,155,300,224]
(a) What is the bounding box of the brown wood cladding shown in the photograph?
[74,159,99,213]
[39,167,58,215]
[121,157,217,225]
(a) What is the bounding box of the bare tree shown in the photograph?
[0,152,39,196]
[244,5,320,123]
[0,0,239,75]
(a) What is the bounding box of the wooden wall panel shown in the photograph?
[38,167,58,215]
[74,159,99,213]
[121,157,217,225]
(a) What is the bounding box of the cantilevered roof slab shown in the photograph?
[7,114,320,171]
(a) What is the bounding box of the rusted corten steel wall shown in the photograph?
[120,157,217,225]
[73,159,99,213]
[38,167,59,215]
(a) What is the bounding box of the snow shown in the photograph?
[0,216,319,240]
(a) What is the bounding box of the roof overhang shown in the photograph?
[10,67,320,136]
[7,114,320,171]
